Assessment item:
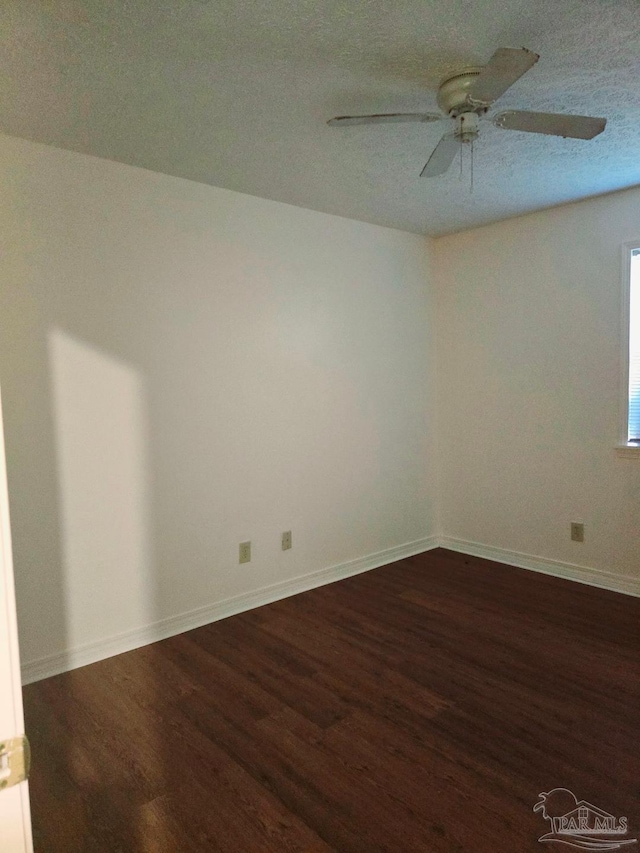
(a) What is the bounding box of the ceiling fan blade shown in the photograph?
[467,47,539,106]
[420,133,459,178]
[493,110,606,139]
[327,113,442,126]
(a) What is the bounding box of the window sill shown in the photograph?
[615,444,640,458]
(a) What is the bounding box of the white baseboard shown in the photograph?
[439,536,640,599]
[21,535,439,685]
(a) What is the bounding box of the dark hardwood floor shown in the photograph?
[23,548,640,852]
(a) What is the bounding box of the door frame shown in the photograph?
[0,386,34,852]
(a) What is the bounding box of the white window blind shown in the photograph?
[629,250,640,442]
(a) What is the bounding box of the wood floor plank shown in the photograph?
[23,548,640,851]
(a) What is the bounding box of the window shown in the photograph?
[630,250,640,443]
[621,244,640,451]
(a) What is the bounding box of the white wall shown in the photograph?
[0,134,438,672]
[5,129,638,679]
[434,189,640,581]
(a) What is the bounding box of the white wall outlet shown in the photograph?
[239,541,251,563]
[570,522,584,543]
[282,530,292,551]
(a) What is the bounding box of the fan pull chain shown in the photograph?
[470,140,474,194]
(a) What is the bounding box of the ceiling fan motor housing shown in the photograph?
[437,68,486,116]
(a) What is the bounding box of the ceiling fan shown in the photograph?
[328,48,607,178]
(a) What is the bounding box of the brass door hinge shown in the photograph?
[0,736,30,791]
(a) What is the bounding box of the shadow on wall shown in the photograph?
[48,329,155,655]
[22,329,170,852]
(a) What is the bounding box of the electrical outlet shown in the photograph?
[570,522,584,543]
[239,541,251,563]
[282,530,292,551]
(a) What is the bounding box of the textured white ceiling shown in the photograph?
[1,0,639,235]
